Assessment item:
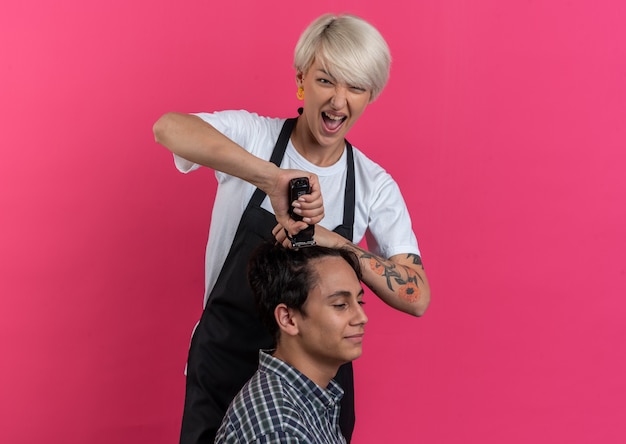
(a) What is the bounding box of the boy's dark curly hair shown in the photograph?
[247,242,362,341]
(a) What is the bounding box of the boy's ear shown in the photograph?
[274,303,299,336]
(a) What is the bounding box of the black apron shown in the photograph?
[180,117,356,444]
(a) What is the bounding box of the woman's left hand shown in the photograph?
[271,223,347,249]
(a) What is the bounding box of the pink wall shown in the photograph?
[2,1,625,443]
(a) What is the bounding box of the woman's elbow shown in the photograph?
[153,113,174,145]
[411,289,431,317]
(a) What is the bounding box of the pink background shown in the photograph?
[2,1,625,443]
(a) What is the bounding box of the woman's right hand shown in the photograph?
[267,169,324,237]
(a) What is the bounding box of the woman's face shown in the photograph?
[298,59,371,154]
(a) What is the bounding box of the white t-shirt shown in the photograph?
[174,110,420,307]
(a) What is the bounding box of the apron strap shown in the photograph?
[339,141,355,237]
[269,118,298,166]
[249,117,297,207]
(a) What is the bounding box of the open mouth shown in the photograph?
[322,111,347,132]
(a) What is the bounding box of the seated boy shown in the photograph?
[215,243,368,443]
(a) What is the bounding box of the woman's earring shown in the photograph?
[297,87,304,101]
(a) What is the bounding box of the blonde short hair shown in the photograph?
[294,14,391,102]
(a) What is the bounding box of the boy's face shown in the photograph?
[294,256,368,367]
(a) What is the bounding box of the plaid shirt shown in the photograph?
[215,350,346,443]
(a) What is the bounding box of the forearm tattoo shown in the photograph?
[353,247,425,303]
[407,253,424,268]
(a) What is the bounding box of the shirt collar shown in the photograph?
[258,349,344,411]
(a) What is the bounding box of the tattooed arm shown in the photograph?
[273,224,430,316]
[342,243,430,316]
